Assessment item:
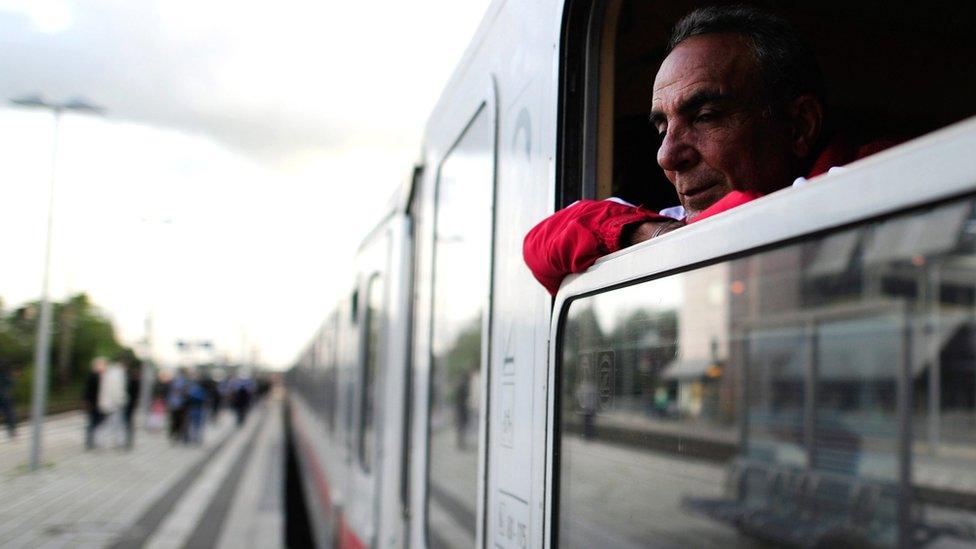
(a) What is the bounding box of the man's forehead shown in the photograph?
[652,33,756,107]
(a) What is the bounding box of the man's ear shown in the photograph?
[790,93,823,159]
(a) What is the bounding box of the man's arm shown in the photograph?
[522,191,768,295]
[624,190,764,244]
[522,200,675,295]
[622,218,685,245]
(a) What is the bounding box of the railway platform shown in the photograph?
[0,392,285,548]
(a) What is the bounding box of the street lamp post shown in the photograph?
[138,313,154,424]
[11,94,103,471]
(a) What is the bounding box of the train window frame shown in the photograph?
[552,201,976,547]
[401,165,424,517]
[557,0,611,207]
[423,99,497,549]
[543,117,976,546]
[559,1,976,214]
[358,272,384,474]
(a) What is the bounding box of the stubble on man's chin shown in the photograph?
[680,184,731,220]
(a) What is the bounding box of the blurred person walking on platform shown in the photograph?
[454,374,471,450]
[231,376,251,427]
[124,362,141,449]
[147,370,169,431]
[203,372,220,423]
[0,361,16,440]
[186,372,207,444]
[167,369,188,443]
[98,361,128,448]
[84,357,107,450]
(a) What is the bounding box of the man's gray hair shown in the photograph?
[668,5,825,109]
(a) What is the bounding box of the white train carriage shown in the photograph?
[287,1,976,547]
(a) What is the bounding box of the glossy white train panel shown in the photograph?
[286,1,976,547]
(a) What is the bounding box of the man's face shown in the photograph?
[651,33,797,217]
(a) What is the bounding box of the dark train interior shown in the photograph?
[590,0,976,211]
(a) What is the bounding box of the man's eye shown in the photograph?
[695,111,718,123]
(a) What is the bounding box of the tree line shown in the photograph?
[0,293,138,412]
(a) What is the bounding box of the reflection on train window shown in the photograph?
[427,106,493,549]
[557,197,976,548]
[359,274,383,473]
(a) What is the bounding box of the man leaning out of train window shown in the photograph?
[523,5,893,296]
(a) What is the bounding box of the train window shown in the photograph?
[327,313,338,433]
[359,273,384,473]
[351,288,359,323]
[344,380,355,462]
[555,196,976,547]
[344,297,356,461]
[563,1,976,210]
[426,105,494,548]
[324,369,336,433]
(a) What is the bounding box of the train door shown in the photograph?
[411,93,497,548]
[375,212,413,548]
[485,69,554,549]
[544,121,976,548]
[345,230,392,548]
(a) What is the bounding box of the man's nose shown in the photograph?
[657,128,699,172]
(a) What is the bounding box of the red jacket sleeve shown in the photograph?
[523,200,667,295]
[687,190,763,224]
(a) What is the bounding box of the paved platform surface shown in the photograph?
[0,392,285,548]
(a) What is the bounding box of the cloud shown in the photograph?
[0,0,488,165]
[0,0,73,34]
[0,0,491,366]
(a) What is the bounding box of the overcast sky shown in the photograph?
[0,0,491,368]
